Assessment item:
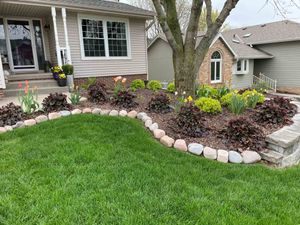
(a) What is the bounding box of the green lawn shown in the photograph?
[0,115,300,224]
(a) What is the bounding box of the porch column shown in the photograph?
[62,8,72,65]
[51,6,62,66]
[0,55,6,89]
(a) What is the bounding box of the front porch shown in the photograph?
[0,1,72,96]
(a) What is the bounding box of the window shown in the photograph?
[235,59,249,74]
[210,51,222,83]
[80,16,129,59]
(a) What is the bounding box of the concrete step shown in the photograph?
[6,79,59,89]
[260,150,284,164]
[7,73,52,81]
[4,86,69,97]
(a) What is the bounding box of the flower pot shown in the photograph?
[67,74,74,88]
[57,79,67,87]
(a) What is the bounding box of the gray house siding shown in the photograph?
[232,59,254,89]
[254,41,300,88]
[148,38,174,82]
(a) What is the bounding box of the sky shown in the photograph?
[120,0,300,28]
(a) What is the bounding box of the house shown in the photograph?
[148,20,300,93]
[0,0,154,97]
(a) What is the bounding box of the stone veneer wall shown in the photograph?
[74,74,147,89]
[0,89,4,98]
[198,39,235,87]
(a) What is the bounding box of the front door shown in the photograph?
[6,19,39,71]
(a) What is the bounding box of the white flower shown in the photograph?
[174,91,178,96]
[183,91,186,95]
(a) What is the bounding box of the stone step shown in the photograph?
[260,150,284,164]
[6,79,58,89]
[7,73,52,81]
[4,86,69,97]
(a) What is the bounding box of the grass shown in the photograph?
[0,115,300,224]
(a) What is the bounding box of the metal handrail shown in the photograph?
[252,73,277,92]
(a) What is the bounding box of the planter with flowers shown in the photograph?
[57,73,67,87]
[51,65,63,80]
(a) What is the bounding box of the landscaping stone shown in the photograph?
[174,139,188,152]
[119,110,128,117]
[60,110,71,117]
[188,143,204,156]
[83,108,92,114]
[24,119,37,127]
[153,129,165,139]
[217,150,229,163]
[100,109,110,115]
[109,110,119,116]
[242,151,261,164]
[13,121,25,129]
[92,108,102,115]
[160,135,175,148]
[80,97,87,102]
[48,112,61,120]
[35,115,48,123]
[4,126,13,131]
[142,116,152,122]
[71,109,82,115]
[137,112,147,120]
[203,147,217,160]
[128,110,138,118]
[0,127,6,133]
[145,119,152,128]
[228,151,243,164]
[149,123,158,131]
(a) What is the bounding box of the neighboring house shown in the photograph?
[0,0,154,97]
[148,20,300,92]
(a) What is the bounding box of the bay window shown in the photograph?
[236,59,249,74]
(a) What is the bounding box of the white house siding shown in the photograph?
[231,59,254,89]
[148,38,174,82]
[48,11,148,78]
[254,41,300,88]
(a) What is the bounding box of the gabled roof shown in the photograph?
[4,0,155,18]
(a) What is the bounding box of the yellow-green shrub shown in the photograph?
[195,97,222,114]
[147,80,162,91]
[130,79,145,92]
[196,85,218,98]
[167,82,176,93]
[242,90,265,104]
[220,92,235,105]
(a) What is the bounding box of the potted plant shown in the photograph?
[57,72,67,87]
[51,65,63,80]
[62,64,74,88]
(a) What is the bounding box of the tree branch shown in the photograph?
[204,0,213,29]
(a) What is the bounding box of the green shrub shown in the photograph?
[196,85,218,98]
[195,97,222,114]
[147,80,162,91]
[242,89,265,105]
[220,92,235,105]
[62,64,74,75]
[216,86,231,99]
[130,79,145,92]
[228,94,247,115]
[252,81,269,93]
[167,82,176,93]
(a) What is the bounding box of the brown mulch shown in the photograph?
[77,89,294,151]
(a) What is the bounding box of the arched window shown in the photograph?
[210,51,222,83]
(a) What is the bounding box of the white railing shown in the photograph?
[252,73,277,92]
[0,55,6,89]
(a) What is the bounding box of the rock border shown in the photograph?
[1,107,263,165]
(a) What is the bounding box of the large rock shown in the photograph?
[160,135,175,148]
[145,119,152,128]
[101,110,110,115]
[142,116,152,122]
[13,121,25,129]
[128,110,138,118]
[83,108,92,114]
[0,127,7,133]
[153,129,165,139]
[203,147,217,160]
[242,151,261,164]
[60,110,71,117]
[92,108,102,115]
[119,110,128,117]
[217,150,229,163]
[4,126,13,131]
[35,115,48,123]
[71,109,82,115]
[48,112,61,120]
[137,112,147,120]
[109,110,119,116]
[174,139,188,152]
[228,151,243,164]
[24,119,37,127]
[149,123,158,132]
[188,143,204,156]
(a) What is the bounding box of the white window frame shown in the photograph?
[78,14,131,60]
[210,51,222,84]
[235,59,249,74]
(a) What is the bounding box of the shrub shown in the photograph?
[220,92,235,106]
[196,85,218,98]
[147,92,172,113]
[81,77,96,90]
[228,94,247,115]
[216,86,231,99]
[221,117,266,151]
[147,80,162,91]
[0,103,24,126]
[272,96,297,117]
[62,64,74,75]
[242,89,265,107]
[167,82,176,93]
[112,90,138,108]
[195,97,222,114]
[87,81,107,103]
[42,93,71,112]
[252,81,269,93]
[174,103,206,137]
[130,79,145,92]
